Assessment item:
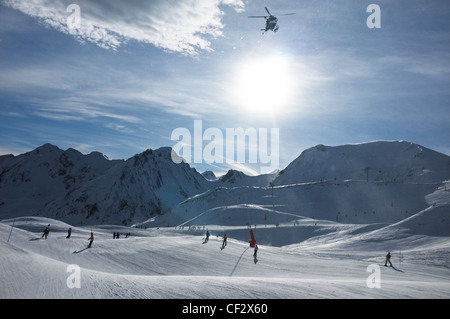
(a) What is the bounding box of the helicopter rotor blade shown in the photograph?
[264,7,272,15]
[278,13,296,16]
[248,15,268,18]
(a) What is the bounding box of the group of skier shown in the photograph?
[41,225,135,249]
[207,229,394,263]
[41,225,94,248]
[42,224,391,265]
[205,231,258,258]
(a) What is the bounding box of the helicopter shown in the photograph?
[248,7,295,33]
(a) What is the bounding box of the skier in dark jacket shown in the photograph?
[253,244,259,257]
[205,230,210,242]
[384,252,393,267]
[66,227,72,238]
[222,234,227,247]
[88,232,94,248]
[42,224,50,239]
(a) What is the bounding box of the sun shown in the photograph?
[233,55,294,116]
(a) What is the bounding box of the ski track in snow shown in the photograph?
[1,216,449,299]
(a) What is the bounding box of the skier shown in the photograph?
[66,227,72,238]
[222,234,227,247]
[42,224,50,239]
[88,232,94,248]
[205,230,210,242]
[384,251,393,267]
[253,244,259,257]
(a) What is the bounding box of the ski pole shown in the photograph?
[7,219,15,243]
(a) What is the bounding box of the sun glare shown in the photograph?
[234,56,294,116]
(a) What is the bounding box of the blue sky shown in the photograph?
[1,0,449,175]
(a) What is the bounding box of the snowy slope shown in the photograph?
[1,180,449,299]
[160,181,442,227]
[1,214,449,299]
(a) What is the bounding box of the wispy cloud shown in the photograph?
[0,59,226,121]
[105,123,134,134]
[33,104,141,123]
[2,0,245,54]
[377,54,450,77]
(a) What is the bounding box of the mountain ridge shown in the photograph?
[1,140,449,230]
[274,140,450,185]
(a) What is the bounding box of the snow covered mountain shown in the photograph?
[214,169,277,187]
[1,140,449,233]
[201,170,218,181]
[273,141,450,185]
[0,144,209,226]
[151,141,450,235]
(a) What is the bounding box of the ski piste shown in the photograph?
[382,264,403,272]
